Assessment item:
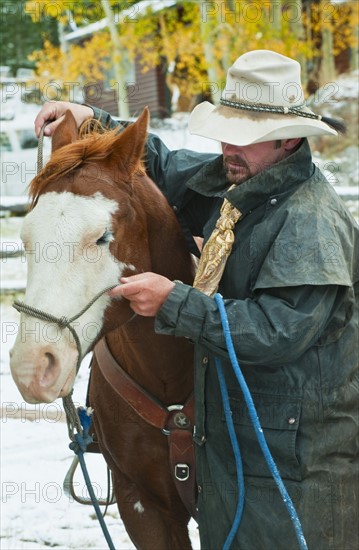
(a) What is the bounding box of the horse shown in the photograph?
[10,108,196,550]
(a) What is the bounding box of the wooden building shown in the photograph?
[63,1,175,119]
[82,61,171,119]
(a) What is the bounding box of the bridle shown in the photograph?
[13,284,122,438]
[13,284,118,372]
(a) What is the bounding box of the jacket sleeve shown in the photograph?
[90,106,123,130]
[155,282,345,366]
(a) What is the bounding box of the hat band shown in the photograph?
[220,98,322,121]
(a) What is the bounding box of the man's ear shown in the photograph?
[283,138,303,152]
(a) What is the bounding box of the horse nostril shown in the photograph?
[45,351,55,365]
[39,352,59,387]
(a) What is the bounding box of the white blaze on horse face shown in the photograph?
[10,191,124,404]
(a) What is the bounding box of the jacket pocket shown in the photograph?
[223,391,302,481]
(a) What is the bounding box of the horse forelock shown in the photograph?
[29,123,145,208]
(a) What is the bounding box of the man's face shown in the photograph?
[222,140,289,185]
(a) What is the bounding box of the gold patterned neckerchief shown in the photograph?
[193,184,242,297]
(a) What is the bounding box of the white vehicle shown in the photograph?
[1,112,51,197]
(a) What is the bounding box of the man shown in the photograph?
[36,51,358,549]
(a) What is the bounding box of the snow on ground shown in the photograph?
[1,417,135,550]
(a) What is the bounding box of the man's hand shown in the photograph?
[108,273,175,317]
[34,101,94,138]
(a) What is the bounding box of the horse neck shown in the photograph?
[104,177,194,404]
[138,178,194,284]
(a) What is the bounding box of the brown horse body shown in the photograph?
[10,110,195,549]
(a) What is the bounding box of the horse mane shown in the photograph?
[29,120,145,208]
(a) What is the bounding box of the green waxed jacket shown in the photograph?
[93,108,359,549]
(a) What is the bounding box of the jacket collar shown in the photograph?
[187,139,314,216]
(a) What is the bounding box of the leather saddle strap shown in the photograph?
[169,427,198,520]
[94,338,169,430]
[168,394,197,519]
[94,338,197,519]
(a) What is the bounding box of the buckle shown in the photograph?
[162,404,184,436]
[175,463,190,482]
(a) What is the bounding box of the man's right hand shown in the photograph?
[34,101,94,138]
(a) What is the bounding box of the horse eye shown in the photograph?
[96,229,113,245]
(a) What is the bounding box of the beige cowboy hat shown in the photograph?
[189,50,343,146]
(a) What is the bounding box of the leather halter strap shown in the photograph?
[94,338,197,520]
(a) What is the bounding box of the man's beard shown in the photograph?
[223,155,251,184]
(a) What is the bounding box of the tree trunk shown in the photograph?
[272,0,282,33]
[321,26,336,84]
[289,0,308,89]
[100,0,129,118]
[200,8,222,104]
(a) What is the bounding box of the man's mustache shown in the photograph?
[223,155,249,170]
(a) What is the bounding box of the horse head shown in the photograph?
[10,109,193,404]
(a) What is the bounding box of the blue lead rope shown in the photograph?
[214,356,245,550]
[214,293,308,550]
[70,408,116,550]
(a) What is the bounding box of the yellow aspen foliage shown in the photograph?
[28,34,111,100]
[119,4,210,96]
[119,2,311,97]
[25,1,358,102]
[28,40,66,99]
[306,0,358,55]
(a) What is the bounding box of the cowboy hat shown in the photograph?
[188,50,341,146]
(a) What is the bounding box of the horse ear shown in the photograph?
[111,107,149,175]
[51,110,79,152]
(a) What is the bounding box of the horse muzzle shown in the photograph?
[10,344,78,404]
